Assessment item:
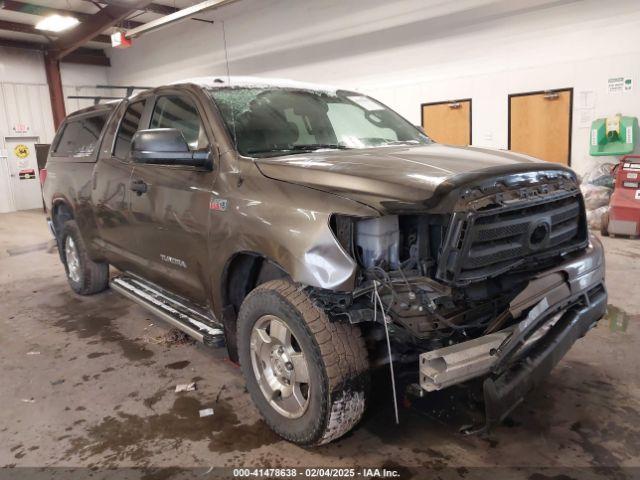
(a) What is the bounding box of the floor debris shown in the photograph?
[215,385,226,403]
[145,327,197,346]
[21,398,35,403]
[175,382,197,393]
[605,304,629,333]
[199,408,214,417]
[26,351,40,355]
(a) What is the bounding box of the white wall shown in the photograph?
[0,46,109,212]
[107,0,640,175]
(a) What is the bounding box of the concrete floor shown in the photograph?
[1,210,639,477]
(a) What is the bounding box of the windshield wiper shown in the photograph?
[381,140,422,146]
[289,144,350,151]
[247,144,350,155]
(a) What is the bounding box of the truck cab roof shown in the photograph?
[171,76,341,94]
[65,100,120,121]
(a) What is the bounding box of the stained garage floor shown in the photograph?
[1,210,639,478]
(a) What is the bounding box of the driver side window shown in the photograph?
[150,95,208,150]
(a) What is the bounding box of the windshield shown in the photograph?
[207,87,431,157]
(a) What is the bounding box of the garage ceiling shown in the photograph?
[0,0,214,64]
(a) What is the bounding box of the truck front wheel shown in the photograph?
[237,279,369,446]
[60,220,109,295]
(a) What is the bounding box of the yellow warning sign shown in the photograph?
[14,144,29,159]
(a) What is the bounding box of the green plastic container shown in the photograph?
[589,114,638,156]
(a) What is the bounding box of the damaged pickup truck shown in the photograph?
[42,77,606,446]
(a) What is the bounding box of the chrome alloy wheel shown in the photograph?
[250,315,311,419]
[65,236,81,283]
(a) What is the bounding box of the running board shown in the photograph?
[110,275,225,347]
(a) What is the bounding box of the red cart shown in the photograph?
[602,155,640,238]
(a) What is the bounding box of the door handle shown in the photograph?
[130,179,148,195]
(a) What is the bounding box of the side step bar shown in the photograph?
[110,274,225,347]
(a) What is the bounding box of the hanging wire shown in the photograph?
[373,280,399,425]
[220,19,238,146]
[221,20,231,83]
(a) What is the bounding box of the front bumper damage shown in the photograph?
[419,234,607,428]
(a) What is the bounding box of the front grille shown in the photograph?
[437,191,588,285]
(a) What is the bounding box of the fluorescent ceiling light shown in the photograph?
[35,15,79,33]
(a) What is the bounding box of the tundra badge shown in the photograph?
[160,254,187,269]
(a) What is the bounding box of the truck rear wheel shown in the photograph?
[60,220,109,295]
[237,279,369,446]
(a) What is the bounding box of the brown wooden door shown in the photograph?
[421,99,471,146]
[509,89,572,165]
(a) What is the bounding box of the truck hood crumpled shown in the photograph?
[254,143,575,213]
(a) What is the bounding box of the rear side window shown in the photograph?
[53,113,108,158]
[114,101,146,159]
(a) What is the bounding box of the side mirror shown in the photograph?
[130,128,210,167]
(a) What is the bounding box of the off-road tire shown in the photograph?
[237,279,369,446]
[60,220,109,295]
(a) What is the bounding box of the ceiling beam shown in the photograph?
[80,1,179,16]
[0,19,111,43]
[142,3,180,15]
[126,0,232,39]
[1,0,86,19]
[50,0,153,59]
[0,1,144,28]
[61,50,111,67]
[0,38,111,66]
[80,1,215,25]
[0,18,39,35]
[44,52,66,129]
[0,36,42,50]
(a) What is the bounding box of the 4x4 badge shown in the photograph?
[209,199,228,211]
